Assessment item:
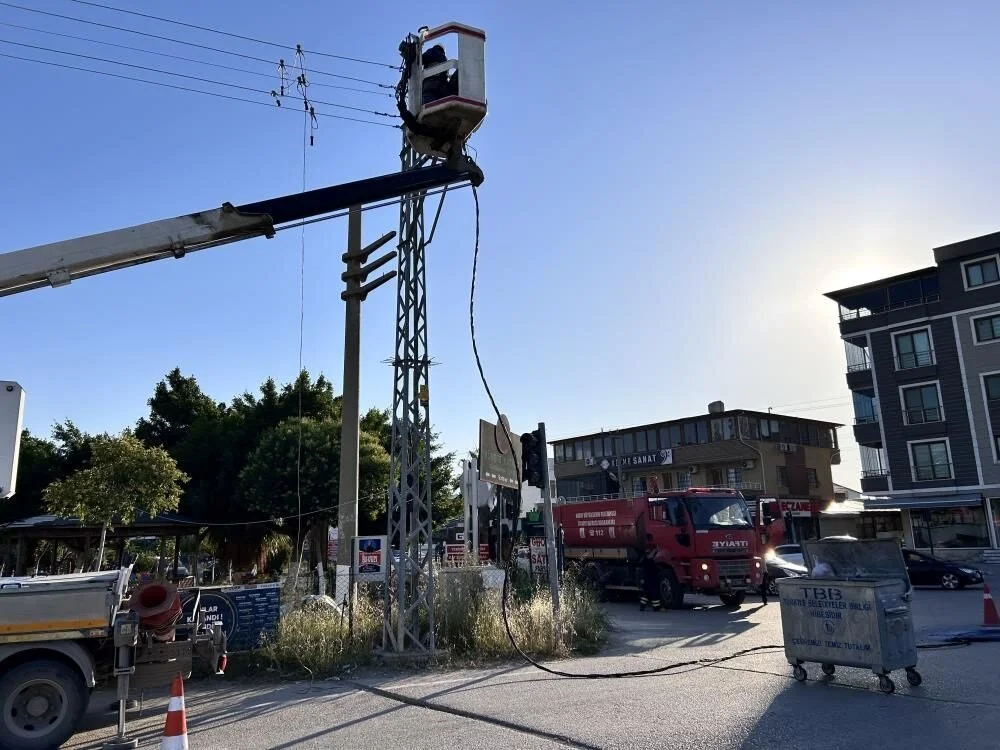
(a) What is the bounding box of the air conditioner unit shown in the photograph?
[743,459,755,470]
[584,457,596,467]
[776,442,788,452]
[687,465,698,474]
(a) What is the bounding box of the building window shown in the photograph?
[622,433,634,454]
[603,437,613,456]
[995,435,1000,461]
[807,468,818,489]
[711,419,724,441]
[776,466,788,487]
[726,468,743,487]
[696,421,709,444]
[910,440,952,481]
[984,374,1000,403]
[631,476,647,495]
[659,427,671,449]
[647,429,658,450]
[901,383,943,424]
[894,328,933,369]
[710,469,723,486]
[964,256,1000,289]
[974,314,1000,344]
[554,444,565,463]
[912,506,990,549]
[676,471,691,490]
[683,423,697,445]
[669,424,681,447]
[636,430,647,453]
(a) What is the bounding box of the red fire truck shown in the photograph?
[554,488,764,608]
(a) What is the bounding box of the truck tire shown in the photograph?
[720,592,746,608]
[659,569,684,609]
[0,658,88,750]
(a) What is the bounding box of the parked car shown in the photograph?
[902,549,984,589]
[763,554,808,596]
[772,544,803,567]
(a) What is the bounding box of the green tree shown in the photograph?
[240,417,390,531]
[135,368,221,452]
[43,431,188,570]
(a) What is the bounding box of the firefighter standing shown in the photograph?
[639,540,663,612]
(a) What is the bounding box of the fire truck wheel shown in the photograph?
[0,658,88,750]
[719,591,746,608]
[659,570,683,609]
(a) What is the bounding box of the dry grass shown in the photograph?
[261,569,608,678]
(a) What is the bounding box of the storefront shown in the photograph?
[865,493,996,561]
[819,500,904,543]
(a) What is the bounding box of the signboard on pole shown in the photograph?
[529,537,547,574]
[478,543,490,563]
[444,543,465,565]
[478,417,522,489]
[353,535,388,582]
[327,527,339,563]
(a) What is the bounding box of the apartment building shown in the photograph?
[826,229,1000,560]
[550,401,841,537]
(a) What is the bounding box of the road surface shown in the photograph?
[66,583,1000,749]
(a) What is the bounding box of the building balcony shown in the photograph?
[860,472,890,494]
[846,366,874,392]
[853,418,882,447]
[837,295,941,336]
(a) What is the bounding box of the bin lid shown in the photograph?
[801,538,911,593]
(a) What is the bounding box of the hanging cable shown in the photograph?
[0,51,399,128]
[467,182,791,679]
[0,38,396,117]
[290,45,311,593]
[68,0,397,69]
[0,2,395,88]
[0,20,392,97]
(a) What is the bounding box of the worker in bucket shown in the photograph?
[639,535,663,612]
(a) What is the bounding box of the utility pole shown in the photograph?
[335,206,397,618]
[537,422,560,622]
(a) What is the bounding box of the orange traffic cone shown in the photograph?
[160,673,188,750]
[984,583,1000,628]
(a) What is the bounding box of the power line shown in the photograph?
[0,51,399,128]
[69,0,396,69]
[0,39,395,117]
[0,1,394,88]
[770,395,851,410]
[0,37,396,117]
[0,19,392,97]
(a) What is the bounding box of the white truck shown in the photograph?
[0,567,226,750]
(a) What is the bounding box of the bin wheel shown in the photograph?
[821,663,835,676]
[878,675,895,694]
[792,665,807,682]
[905,668,922,687]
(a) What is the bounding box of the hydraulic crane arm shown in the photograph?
[0,159,483,298]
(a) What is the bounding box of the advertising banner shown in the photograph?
[353,535,388,582]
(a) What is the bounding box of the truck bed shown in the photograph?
[0,567,131,642]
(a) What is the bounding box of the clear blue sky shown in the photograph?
[3,0,1000,491]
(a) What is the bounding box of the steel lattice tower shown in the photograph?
[384,136,436,652]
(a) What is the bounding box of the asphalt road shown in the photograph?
[66,584,1000,750]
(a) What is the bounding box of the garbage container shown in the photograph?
[777,538,920,693]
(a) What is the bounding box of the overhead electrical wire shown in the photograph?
[0,19,392,97]
[0,1,394,88]
[68,0,397,69]
[0,37,396,117]
[0,51,399,128]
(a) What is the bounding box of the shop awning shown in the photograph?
[864,492,983,510]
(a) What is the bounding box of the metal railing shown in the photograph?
[855,414,879,425]
[896,350,935,370]
[839,294,941,322]
[913,462,952,482]
[861,469,890,479]
[903,406,943,425]
[847,361,872,373]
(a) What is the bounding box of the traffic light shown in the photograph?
[520,429,545,489]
